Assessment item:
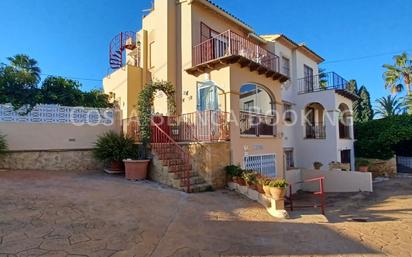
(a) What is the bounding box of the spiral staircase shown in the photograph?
[109,31,138,69]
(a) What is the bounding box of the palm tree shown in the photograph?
[404,95,412,113]
[7,54,41,83]
[374,95,405,118]
[383,52,412,96]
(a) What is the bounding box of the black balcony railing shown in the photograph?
[240,111,277,137]
[339,122,351,139]
[298,72,349,94]
[305,123,326,139]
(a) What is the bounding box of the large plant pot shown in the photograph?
[263,185,271,197]
[270,187,286,200]
[110,160,123,171]
[124,160,150,180]
[359,166,369,172]
[256,184,264,194]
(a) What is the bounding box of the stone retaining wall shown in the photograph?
[182,141,231,189]
[361,157,397,177]
[0,150,103,171]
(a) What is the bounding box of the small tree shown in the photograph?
[357,86,374,122]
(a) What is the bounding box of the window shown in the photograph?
[197,81,219,111]
[243,100,254,112]
[283,102,293,123]
[244,154,277,178]
[282,57,290,77]
[200,22,218,42]
[284,149,295,169]
[239,84,276,136]
[149,41,155,69]
[304,65,314,92]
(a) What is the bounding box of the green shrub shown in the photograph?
[0,133,8,156]
[93,131,135,162]
[269,179,288,188]
[355,158,370,167]
[225,165,242,177]
[355,114,412,159]
[241,170,257,185]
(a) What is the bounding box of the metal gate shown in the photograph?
[397,156,412,173]
[244,154,277,178]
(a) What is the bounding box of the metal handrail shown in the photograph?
[151,123,192,192]
[192,30,281,74]
[297,72,349,94]
[286,176,325,215]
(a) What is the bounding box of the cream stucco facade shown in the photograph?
[103,0,356,178]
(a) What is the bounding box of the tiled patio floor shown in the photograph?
[0,170,411,257]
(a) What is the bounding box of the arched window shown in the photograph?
[239,84,276,136]
[304,102,326,139]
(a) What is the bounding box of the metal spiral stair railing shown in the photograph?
[109,31,137,69]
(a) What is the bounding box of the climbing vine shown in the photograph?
[137,80,176,147]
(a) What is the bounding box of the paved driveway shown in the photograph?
[0,170,411,257]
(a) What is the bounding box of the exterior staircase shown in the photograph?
[109,31,137,69]
[151,124,211,193]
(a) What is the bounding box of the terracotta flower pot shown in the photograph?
[124,160,150,180]
[359,166,369,172]
[270,187,286,200]
[263,185,271,197]
[256,184,264,194]
[232,176,239,184]
[238,178,246,186]
[110,160,123,171]
[248,184,257,191]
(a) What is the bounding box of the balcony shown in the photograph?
[123,111,231,143]
[297,72,358,100]
[305,123,326,139]
[186,30,289,82]
[240,111,277,137]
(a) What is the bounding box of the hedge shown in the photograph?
[354,114,412,160]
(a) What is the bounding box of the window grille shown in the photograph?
[244,154,276,177]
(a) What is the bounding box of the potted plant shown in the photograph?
[237,169,246,186]
[256,176,265,194]
[93,131,135,173]
[123,144,151,180]
[242,170,257,190]
[313,161,323,170]
[268,179,288,200]
[262,178,272,197]
[225,165,242,184]
[356,159,370,172]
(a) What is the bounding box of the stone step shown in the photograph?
[168,164,192,173]
[183,183,211,193]
[178,176,206,187]
[162,158,185,166]
[155,152,182,160]
[171,170,198,179]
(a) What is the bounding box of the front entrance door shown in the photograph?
[341,150,351,164]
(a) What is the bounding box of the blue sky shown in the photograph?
[0,0,411,103]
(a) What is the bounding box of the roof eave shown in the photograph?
[192,0,255,33]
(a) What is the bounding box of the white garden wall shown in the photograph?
[286,169,373,193]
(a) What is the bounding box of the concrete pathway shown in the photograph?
[0,170,411,257]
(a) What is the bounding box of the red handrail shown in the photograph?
[151,122,192,192]
[287,176,325,215]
